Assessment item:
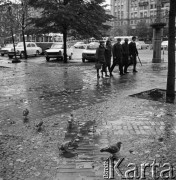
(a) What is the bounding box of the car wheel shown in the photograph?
[35,50,40,56]
[82,58,85,63]
[46,57,50,61]
[1,54,4,56]
[8,55,13,59]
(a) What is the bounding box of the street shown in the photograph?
[0,48,176,180]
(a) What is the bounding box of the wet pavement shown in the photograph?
[0,49,176,180]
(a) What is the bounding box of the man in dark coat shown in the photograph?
[129,36,138,72]
[105,40,112,76]
[122,38,130,74]
[110,38,124,76]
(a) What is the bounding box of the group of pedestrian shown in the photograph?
[95,36,138,78]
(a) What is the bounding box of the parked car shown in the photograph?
[73,42,86,49]
[82,42,99,62]
[0,44,14,56]
[44,43,73,61]
[137,41,149,49]
[161,40,176,50]
[8,42,42,58]
[35,42,53,54]
[161,41,168,50]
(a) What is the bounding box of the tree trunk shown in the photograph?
[22,27,27,59]
[11,28,17,59]
[166,0,176,100]
[63,28,67,63]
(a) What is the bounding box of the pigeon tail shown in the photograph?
[100,148,109,152]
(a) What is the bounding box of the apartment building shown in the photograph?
[110,0,170,31]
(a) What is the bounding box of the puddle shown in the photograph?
[130,88,176,104]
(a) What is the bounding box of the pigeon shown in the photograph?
[23,109,29,121]
[100,142,122,156]
[59,141,72,152]
[59,138,79,152]
[67,114,75,130]
[35,121,43,132]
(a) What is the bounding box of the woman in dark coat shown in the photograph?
[105,40,112,76]
[95,41,107,78]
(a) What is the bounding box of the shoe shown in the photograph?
[124,71,129,73]
[133,70,138,73]
[105,74,109,77]
[110,73,113,77]
[120,73,125,76]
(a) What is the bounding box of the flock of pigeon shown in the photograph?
[23,109,122,158]
[23,108,43,132]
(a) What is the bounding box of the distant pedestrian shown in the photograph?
[129,36,138,72]
[110,38,123,76]
[95,41,107,78]
[122,38,130,74]
[105,40,112,76]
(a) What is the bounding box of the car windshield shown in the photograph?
[86,45,98,50]
[5,44,13,48]
[51,44,63,49]
[16,43,24,47]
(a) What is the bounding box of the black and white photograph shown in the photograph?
[0,0,176,179]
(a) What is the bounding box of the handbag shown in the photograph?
[95,62,102,69]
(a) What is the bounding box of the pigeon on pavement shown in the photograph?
[23,109,29,121]
[35,121,43,132]
[100,142,122,156]
[59,141,72,152]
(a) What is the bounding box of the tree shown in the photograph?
[135,21,152,40]
[28,0,112,63]
[0,1,20,61]
[166,0,176,100]
[113,24,132,36]
[14,0,32,59]
[0,0,32,59]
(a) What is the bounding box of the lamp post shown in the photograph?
[150,0,166,63]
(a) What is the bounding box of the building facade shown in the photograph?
[110,0,170,34]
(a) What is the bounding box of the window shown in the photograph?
[150,4,153,9]
[134,12,138,17]
[31,43,35,47]
[144,12,147,17]
[130,20,133,24]
[140,12,143,18]
[144,6,147,10]
[27,44,31,47]
[131,13,134,18]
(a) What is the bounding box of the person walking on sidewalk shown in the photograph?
[105,40,112,76]
[110,38,124,76]
[122,38,130,74]
[95,41,108,78]
[129,36,138,73]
